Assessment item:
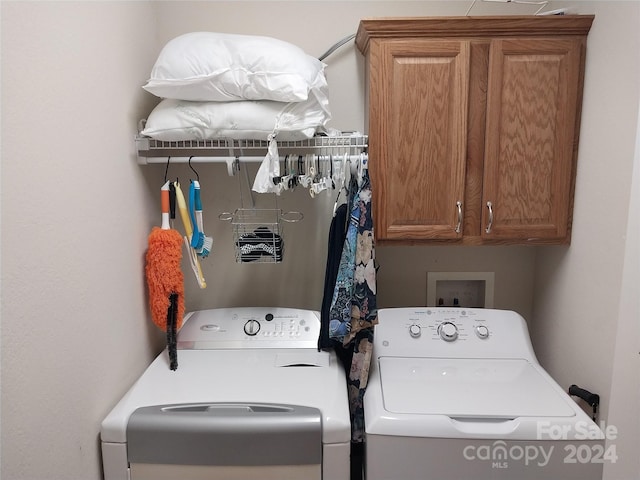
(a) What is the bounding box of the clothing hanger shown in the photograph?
[350,154,358,180]
[330,154,346,216]
[299,154,312,188]
[358,152,368,187]
[164,157,178,229]
[330,154,336,190]
[164,156,172,183]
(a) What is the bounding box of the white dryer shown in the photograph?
[101,307,350,480]
[365,308,605,480]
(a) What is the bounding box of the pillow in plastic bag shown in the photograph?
[140,90,331,142]
[143,32,327,103]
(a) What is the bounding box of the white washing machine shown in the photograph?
[365,308,605,480]
[101,307,351,480]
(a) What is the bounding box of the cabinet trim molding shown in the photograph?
[356,15,594,53]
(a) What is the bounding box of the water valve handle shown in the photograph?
[568,384,600,421]
[568,384,600,407]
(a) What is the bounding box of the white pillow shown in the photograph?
[143,32,327,103]
[140,89,331,142]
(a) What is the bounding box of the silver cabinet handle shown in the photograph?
[455,201,463,234]
[485,201,493,234]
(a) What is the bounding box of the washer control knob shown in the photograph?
[409,324,422,338]
[439,322,458,342]
[475,325,490,339]
[244,319,261,336]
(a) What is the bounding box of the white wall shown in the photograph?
[531,1,640,427]
[1,2,158,479]
[1,1,638,479]
[602,94,640,480]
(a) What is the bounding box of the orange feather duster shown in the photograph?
[145,182,185,370]
[145,225,185,331]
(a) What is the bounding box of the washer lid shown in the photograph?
[379,357,575,418]
[101,349,351,445]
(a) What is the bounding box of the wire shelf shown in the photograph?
[135,133,368,164]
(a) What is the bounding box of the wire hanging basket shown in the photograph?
[219,209,303,263]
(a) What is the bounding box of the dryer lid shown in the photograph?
[379,357,576,418]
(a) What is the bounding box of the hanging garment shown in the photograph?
[319,202,349,351]
[346,327,373,443]
[345,171,377,345]
[326,169,378,444]
[345,170,377,443]
[328,177,361,342]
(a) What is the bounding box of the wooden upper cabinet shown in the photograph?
[373,39,469,240]
[482,37,582,241]
[356,16,593,245]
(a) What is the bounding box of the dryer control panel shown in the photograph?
[374,308,537,360]
[177,307,320,349]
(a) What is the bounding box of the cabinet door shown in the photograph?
[370,39,469,240]
[482,38,583,242]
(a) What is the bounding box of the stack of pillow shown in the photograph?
[140,32,331,142]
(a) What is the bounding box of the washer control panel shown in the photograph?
[177,307,320,349]
[404,309,489,344]
[375,307,536,360]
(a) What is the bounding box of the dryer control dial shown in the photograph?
[243,319,261,336]
[438,322,459,342]
[409,324,422,338]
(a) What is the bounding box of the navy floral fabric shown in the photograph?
[348,172,377,344]
[328,178,361,343]
[328,169,377,443]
